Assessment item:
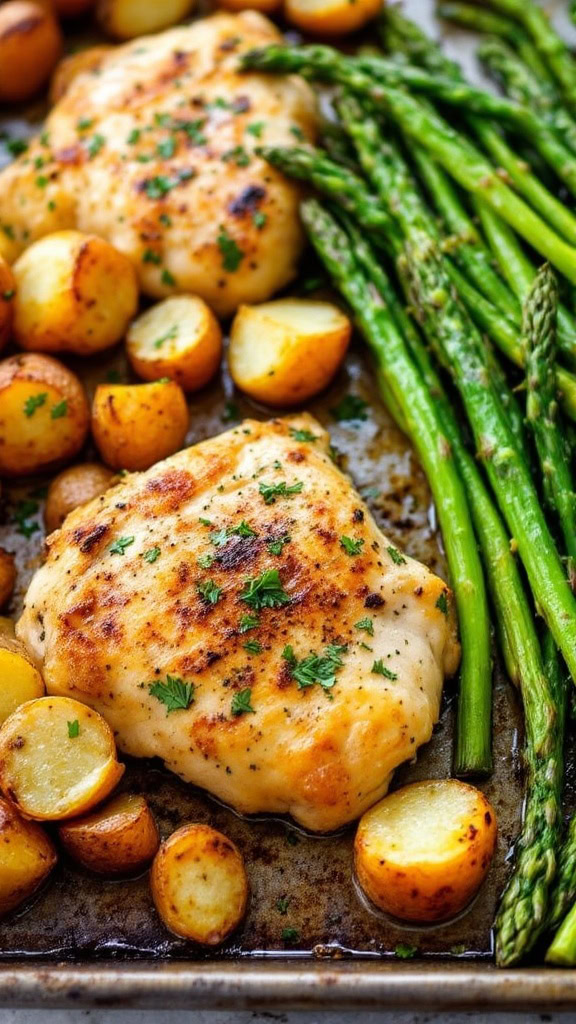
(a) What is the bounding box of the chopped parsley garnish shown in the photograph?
[252,210,267,229]
[217,226,244,272]
[153,324,178,349]
[199,517,213,526]
[340,536,364,556]
[149,674,195,714]
[142,546,161,563]
[157,137,176,159]
[231,687,255,716]
[85,134,105,159]
[176,118,207,145]
[268,535,291,555]
[240,569,290,610]
[197,579,223,605]
[222,144,251,167]
[210,521,257,548]
[144,175,174,199]
[290,428,317,442]
[143,248,161,264]
[282,928,300,943]
[282,643,347,697]
[387,545,406,565]
[331,394,369,423]
[276,897,290,914]
[395,943,418,960]
[109,536,135,556]
[372,659,398,681]
[35,175,48,188]
[290,125,305,141]
[161,268,176,286]
[239,613,260,633]
[436,591,448,616]
[51,399,68,419]
[246,121,265,138]
[159,212,172,226]
[243,639,263,654]
[67,720,79,738]
[2,289,14,300]
[259,480,303,505]
[24,392,47,417]
[222,399,239,422]
[355,617,374,636]
[232,520,257,538]
[6,138,28,157]
[127,128,142,144]
[77,117,93,131]
[12,499,39,538]
[197,553,214,569]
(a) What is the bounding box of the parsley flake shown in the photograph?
[331,394,369,423]
[149,674,195,714]
[231,687,255,716]
[355,617,374,636]
[217,226,244,272]
[197,579,223,605]
[12,499,39,538]
[239,613,260,633]
[127,128,142,144]
[67,720,79,738]
[85,134,105,159]
[395,943,418,960]
[276,897,290,914]
[340,536,364,556]
[157,137,176,159]
[6,138,28,157]
[143,248,161,265]
[252,210,267,229]
[24,393,47,417]
[246,121,265,138]
[197,553,214,569]
[222,144,251,167]
[282,643,347,697]
[436,591,448,615]
[268,535,291,555]
[372,659,398,680]
[109,536,135,556]
[290,428,317,442]
[77,117,93,132]
[51,399,68,419]
[142,546,161,563]
[161,268,176,286]
[240,569,290,610]
[243,639,263,654]
[387,546,406,565]
[282,927,300,943]
[259,480,303,505]
[153,324,178,349]
[222,400,239,422]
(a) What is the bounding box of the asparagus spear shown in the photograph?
[335,98,576,685]
[241,45,576,283]
[546,900,576,965]
[378,8,576,249]
[548,816,576,932]
[523,265,576,585]
[435,2,552,82]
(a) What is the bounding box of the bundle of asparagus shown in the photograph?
[239,0,576,967]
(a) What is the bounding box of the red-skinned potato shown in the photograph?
[0,257,16,354]
[58,793,159,875]
[44,463,115,534]
[0,2,62,103]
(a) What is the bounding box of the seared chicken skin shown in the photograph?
[0,12,317,315]
[17,416,459,832]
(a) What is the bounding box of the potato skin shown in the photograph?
[284,0,382,35]
[0,696,124,821]
[0,796,56,916]
[0,618,45,725]
[58,793,159,875]
[0,550,16,610]
[97,0,196,40]
[13,231,139,356]
[0,257,16,355]
[50,45,112,104]
[126,295,223,393]
[0,1,62,103]
[151,824,248,945]
[52,0,96,17]
[0,353,89,477]
[44,462,115,535]
[354,780,497,923]
[92,380,189,471]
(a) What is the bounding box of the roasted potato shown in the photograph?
[229,298,351,406]
[58,793,159,875]
[354,780,497,923]
[0,696,124,821]
[0,353,90,477]
[0,618,44,726]
[0,796,56,916]
[0,257,16,355]
[50,45,112,104]
[92,380,189,471]
[44,462,114,535]
[97,0,196,39]
[52,0,96,17]
[127,296,222,393]
[151,824,248,945]
[284,0,382,35]
[0,552,16,610]
[0,1,62,103]
[217,0,281,12]
[12,231,139,356]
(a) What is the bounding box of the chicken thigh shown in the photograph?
[0,12,317,315]
[17,416,459,832]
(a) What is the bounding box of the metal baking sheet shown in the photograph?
[0,0,574,1008]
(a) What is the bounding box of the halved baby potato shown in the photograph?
[59,793,159,875]
[97,0,196,39]
[92,380,189,471]
[0,696,124,821]
[12,231,138,356]
[126,295,222,393]
[0,796,56,916]
[0,1,62,103]
[0,256,16,354]
[354,779,497,923]
[0,618,45,726]
[229,298,351,406]
[44,462,115,535]
[284,0,382,35]
[150,824,248,945]
[0,552,16,610]
[0,353,90,477]
[50,45,112,103]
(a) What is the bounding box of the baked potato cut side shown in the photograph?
[284,0,382,35]
[0,353,90,477]
[13,231,138,356]
[97,0,196,39]
[151,824,248,945]
[59,793,159,875]
[0,797,56,916]
[127,295,222,393]
[92,380,189,471]
[229,298,351,406]
[44,462,115,535]
[355,780,497,923]
[0,696,124,821]
[0,618,45,726]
